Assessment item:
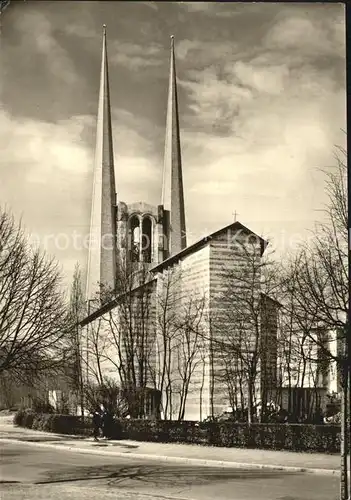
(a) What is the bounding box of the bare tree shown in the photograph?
[212,241,280,424]
[174,293,206,421]
[0,207,68,383]
[65,263,86,416]
[153,266,183,420]
[84,377,129,417]
[281,150,347,359]
[279,148,349,498]
[152,266,207,421]
[276,308,329,420]
[86,308,108,386]
[91,261,156,418]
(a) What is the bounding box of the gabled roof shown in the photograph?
[260,292,283,308]
[80,277,157,327]
[151,221,268,273]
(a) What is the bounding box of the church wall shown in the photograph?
[178,245,211,421]
[84,225,280,422]
[208,227,263,415]
[84,280,158,405]
[154,246,212,421]
[118,281,158,392]
[278,328,330,390]
[260,295,279,405]
[116,201,128,265]
[85,313,121,385]
[154,266,182,419]
[153,228,270,421]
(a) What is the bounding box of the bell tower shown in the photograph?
[87,32,188,290]
[160,35,187,259]
[116,36,187,269]
[116,201,161,269]
[86,25,117,301]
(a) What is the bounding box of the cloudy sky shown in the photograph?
[1,1,346,286]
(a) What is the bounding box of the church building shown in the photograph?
[81,26,279,421]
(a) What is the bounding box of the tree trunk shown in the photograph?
[209,318,215,419]
[199,358,205,421]
[247,381,254,425]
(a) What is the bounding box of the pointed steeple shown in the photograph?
[161,35,187,256]
[86,25,117,301]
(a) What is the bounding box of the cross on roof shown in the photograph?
[232,210,239,222]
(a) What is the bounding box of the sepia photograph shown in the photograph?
[0,1,349,500]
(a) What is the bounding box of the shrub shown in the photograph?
[14,410,91,435]
[55,394,71,415]
[84,378,129,417]
[112,419,344,454]
[32,397,55,414]
[13,410,346,454]
[31,414,86,434]
[13,408,35,428]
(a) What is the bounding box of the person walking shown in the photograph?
[92,408,101,441]
[101,409,114,439]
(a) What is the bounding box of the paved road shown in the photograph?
[0,441,339,500]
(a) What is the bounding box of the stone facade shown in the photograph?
[86,27,117,301]
[116,201,164,267]
[84,221,281,421]
[162,36,187,256]
[260,294,279,406]
[142,223,278,421]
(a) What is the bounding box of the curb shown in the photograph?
[0,437,338,476]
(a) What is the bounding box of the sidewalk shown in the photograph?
[0,415,343,476]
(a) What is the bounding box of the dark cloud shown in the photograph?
[1,1,346,281]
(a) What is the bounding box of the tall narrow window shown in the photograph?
[141,217,152,263]
[129,216,140,262]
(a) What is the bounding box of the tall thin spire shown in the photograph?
[86,25,117,301]
[161,35,187,256]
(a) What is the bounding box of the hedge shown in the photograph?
[14,410,346,454]
[117,419,344,453]
[13,409,91,436]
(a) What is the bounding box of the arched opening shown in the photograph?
[141,217,152,263]
[129,215,140,262]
